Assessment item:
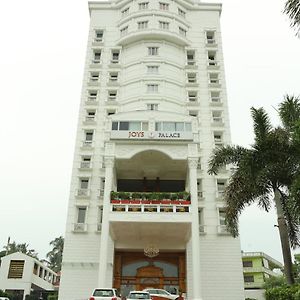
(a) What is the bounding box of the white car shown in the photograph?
[126,291,151,300]
[89,288,121,300]
[142,289,179,300]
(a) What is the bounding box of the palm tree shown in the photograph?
[2,241,38,259]
[208,99,300,285]
[46,236,64,272]
[284,0,300,36]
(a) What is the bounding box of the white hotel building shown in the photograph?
[59,1,245,299]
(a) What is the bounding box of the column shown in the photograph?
[188,158,202,300]
[98,156,115,287]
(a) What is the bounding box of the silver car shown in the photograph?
[126,291,151,300]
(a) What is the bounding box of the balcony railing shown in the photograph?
[111,204,190,213]
[76,189,91,197]
[73,223,87,232]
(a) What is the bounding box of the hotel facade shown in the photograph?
[59,1,245,299]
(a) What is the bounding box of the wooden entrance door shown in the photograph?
[136,265,164,290]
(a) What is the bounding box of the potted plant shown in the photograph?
[110,191,120,203]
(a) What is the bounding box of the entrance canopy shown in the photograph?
[110,221,191,250]
[116,150,187,180]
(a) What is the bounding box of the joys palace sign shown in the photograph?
[110,131,193,140]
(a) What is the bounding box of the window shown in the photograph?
[111,50,120,63]
[148,47,158,55]
[159,2,169,10]
[188,91,197,102]
[139,2,149,9]
[187,73,197,83]
[217,180,226,197]
[109,72,118,82]
[88,90,97,101]
[138,21,148,29]
[8,260,25,279]
[218,208,226,226]
[90,72,99,82]
[80,178,89,190]
[244,275,255,283]
[77,207,87,223]
[147,104,158,110]
[107,110,116,116]
[112,121,148,131]
[159,21,169,30]
[86,110,96,121]
[179,27,187,36]
[122,7,129,16]
[155,122,191,131]
[108,90,117,101]
[120,26,128,36]
[147,65,159,74]
[214,132,223,145]
[198,208,205,233]
[33,263,38,275]
[197,180,203,198]
[178,8,186,17]
[93,50,101,63]
[95,30,103,42]
[81,156,91,169]
[212,111,222,123]
[208,51,217,66]
[206,31,216,44]
[189,111,198,117]
[187,50,195,65]
[147,84,158,93]
[243,261,253,268]
[85,131,93,142]
[209,73,219,84]
[211,91,221,103]
[98,206,104,224]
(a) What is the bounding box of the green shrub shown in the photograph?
[265,285,300,300]
[48,294,58,300]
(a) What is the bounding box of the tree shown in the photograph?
[46,236,64,272]
[284,0,300,36]
[1,240,38,259]
[208,97,300,285]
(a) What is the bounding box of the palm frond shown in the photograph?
[284,0,300,36]
[208,145,249,175]
[278,95,300,131]
[279,190,300,248]
[224,169,271,236]
[251,107,272,144]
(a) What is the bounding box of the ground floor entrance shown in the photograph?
[113,251,186,297]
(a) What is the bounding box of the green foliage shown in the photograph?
[0,290,10,297]
[284,0,300,36]
[294,253,300,283]
[265,284,300,300]
[47,293,58,300]
[46,236,64,272]
[263,275,287,289]
[1,240,38,259]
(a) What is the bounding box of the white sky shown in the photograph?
[0,0,299,263]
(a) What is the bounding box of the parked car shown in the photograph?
[89,288,121,300]
[126,291,151,300]
[142,289,179,300]
[0,297,10,300]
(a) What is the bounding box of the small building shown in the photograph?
[0,252,58,300]
[242,251,283,300]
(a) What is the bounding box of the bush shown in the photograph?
[48,294,58,300]
[265,285,300,300]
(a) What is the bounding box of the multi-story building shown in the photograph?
[242,252,283,300]
[0,252,58,300]
[59,1,245,299]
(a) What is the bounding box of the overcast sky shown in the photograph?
[0,0,299,263]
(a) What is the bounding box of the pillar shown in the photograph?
[188,158,202,300]
[98,156,115,287]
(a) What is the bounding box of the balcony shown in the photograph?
[117,28,189,47]
[73,223,87,232]
[79,161,92,170]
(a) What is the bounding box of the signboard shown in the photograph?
[110,131,193,140]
